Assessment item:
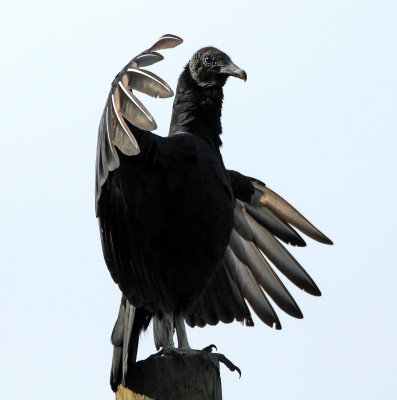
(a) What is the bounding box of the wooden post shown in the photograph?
[116,351,223,400]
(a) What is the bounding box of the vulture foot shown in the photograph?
[153,346,241,377]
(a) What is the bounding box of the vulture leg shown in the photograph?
[174,312,191,349]
[153,313,240,376]
[153,312,174,350]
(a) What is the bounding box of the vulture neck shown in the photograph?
[169,67,224,149]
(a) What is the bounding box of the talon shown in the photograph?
[211,353,241,378]
[202,344,217,353]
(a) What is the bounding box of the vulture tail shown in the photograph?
[110,295,152,391]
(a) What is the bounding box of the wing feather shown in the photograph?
[229,229,303,318]
[114,83,157,132]
[185,263,253,328]
[110,93,141,155]
[225,247,281,329]
[253,183,333,245]
[126,68,174,98]
[226,173,332,328]
[102,105,120,171]
[134,52,164,68]
[148,34,183,52]
[199,289,221,326]
[244,203,306,247]
[96,34,182,212]
[241,206,321,296]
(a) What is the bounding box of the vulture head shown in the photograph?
[188,47,247,88]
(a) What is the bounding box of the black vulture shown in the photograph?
[95,34,333,390]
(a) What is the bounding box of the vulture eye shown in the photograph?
[204,56,220,68]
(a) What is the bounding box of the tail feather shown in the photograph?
[110,296,152,391]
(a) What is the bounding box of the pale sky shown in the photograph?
[1,1,396,399]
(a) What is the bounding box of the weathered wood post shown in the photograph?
[116,351,225,400]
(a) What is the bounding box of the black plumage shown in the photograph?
[95,35,333,391]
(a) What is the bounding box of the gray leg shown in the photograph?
[152,312,240,376]
[174,312,191,349]
[153,312,174,350]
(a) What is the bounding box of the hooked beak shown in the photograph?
[220,61,247,81]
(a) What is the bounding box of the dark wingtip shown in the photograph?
[246,317,254,326]
[288,305,304,319]
[313,231,333,245]
[295,309,304,319]
[305,286,322,297]
[293,237,307,247]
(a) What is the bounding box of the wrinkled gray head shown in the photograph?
[189,47,247,88]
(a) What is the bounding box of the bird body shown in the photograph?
[95,35,332,390]
[99,129,234,313]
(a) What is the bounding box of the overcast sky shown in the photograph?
[1,1,396,399]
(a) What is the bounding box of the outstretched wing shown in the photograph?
[95,34,183,213]
[96,34,186,311]
[186,175,332,329]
